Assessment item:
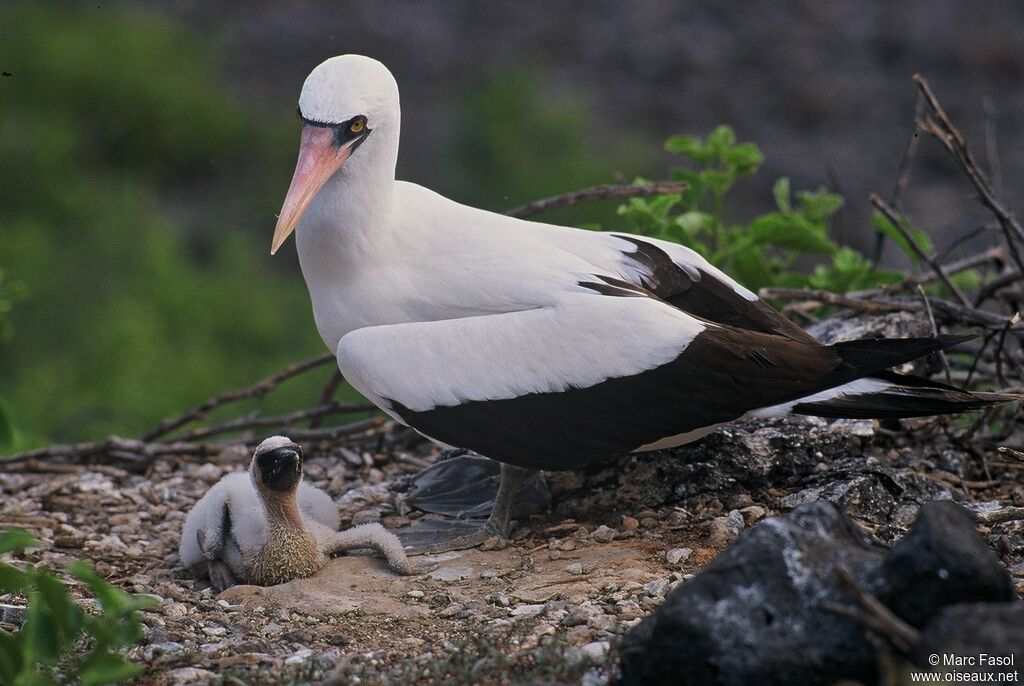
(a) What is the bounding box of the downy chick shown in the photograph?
[180,436,418,590]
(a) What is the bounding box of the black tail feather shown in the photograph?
[830,334,973,380]
[793,370,1019,420]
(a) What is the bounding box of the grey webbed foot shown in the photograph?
[396,517,505,555]
[397,462,536,555]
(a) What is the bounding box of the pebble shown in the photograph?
[708,510,745,546]
[510,604,545,617]
[616,600,643,620]
[740,505,768,524]
[439,603,464,617]
[562,605,598,627]
[565,562,585,575]
[486,592,510,607]
[665,547,693,565]
[406,590,425,599]
[664,510,689,529]
[284,648,314,665]
[162,602,188,619]
[165,668,217,682]
[591,525,616,543]
[581,641,610,663]
[194,464,223,483]
[142,642,184,660]
[201,626,227,637]
[643,578,670,597]
[621,516,639,531]
[351,509,381,525]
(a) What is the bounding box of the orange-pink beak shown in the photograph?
[271,126,357,255]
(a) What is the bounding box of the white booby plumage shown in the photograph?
[270,55,1012,548]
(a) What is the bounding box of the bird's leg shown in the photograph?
[488,463,533,538]
[401,463,536,555]
[324,523,434,575]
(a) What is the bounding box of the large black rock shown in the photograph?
[912,602,1024,677]
[618,501,1017,686]
[618,502,886,686]
[872,501,1016,627]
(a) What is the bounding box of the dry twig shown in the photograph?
[914,74,1024,272]
[505,181,687,219]
[824,566,919,654]
[869,193,970,307]
[141,353,335,441]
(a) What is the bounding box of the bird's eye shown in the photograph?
[349,119,365,134]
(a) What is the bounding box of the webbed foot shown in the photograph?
[395,517,506,555]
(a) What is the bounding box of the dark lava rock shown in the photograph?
[872,501,1016,628]
[549,415,871,517]
[912,602,1024,676]
[618,502,887,686]
[618,500,1018,686]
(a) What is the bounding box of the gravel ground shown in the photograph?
[2,415,1022,684]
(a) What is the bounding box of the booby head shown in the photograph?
[271,55,400,255]
[250,435,304,493]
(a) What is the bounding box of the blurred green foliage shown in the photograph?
[0,3,327,448]
[446,69,649,222]
[0,528,154,685]
[618,126,906,292]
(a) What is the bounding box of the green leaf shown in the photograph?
[705,125,736,156]
[67,562,127,616]
[665,135,713,165]
[722,142,763,175]
[80,649,141,686]
[730,250,774,292]
[0,631,26,686]
[675,211,714,237]
[0,562,30,594]
[35,572,83,638]
[23,592,61,664]
[746,214,837,254]
[0,529,37,555]
[772,178,791,212]
[797,188,844,222]
[871,211,932,260]
[700,169,734,197]
[672,170,705,210]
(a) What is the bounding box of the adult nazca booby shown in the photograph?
[271,55,1014,553]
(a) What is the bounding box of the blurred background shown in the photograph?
[1,0,1022,450]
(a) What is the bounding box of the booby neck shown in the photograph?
[296,123,399,265]
[291,55,403,270]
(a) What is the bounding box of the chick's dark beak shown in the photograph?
[256,445,303,492]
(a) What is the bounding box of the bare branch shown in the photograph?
[870,193,970,307]
[976,505,1024,526]
[175,401,378,442]
[141,353,335,441]
[913,74,1024,272]
[760,288,1024,332]
[504,181,688,219]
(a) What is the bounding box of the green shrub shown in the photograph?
[617,126,905,292]
[0,529,154,685]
